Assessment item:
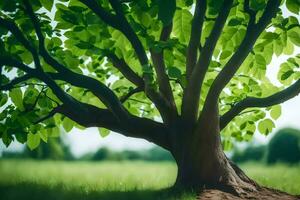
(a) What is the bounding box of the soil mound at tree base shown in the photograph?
[198,187,300,200]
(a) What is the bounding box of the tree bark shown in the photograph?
[171,106,256,194]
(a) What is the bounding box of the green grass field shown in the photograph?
[0,160,299,200]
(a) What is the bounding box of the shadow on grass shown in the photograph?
[0,183,195,200]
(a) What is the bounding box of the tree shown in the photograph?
[267,128,300,164]
[0,0,300,198]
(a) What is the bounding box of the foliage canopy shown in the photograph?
[0,0,300,151]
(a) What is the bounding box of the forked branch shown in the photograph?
[182,0,233,123]
[186,0,207,78]
[220,78,300,129]
[200,0,280,118]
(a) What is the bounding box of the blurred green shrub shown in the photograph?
[24,137,73,160]
[267,128,300,164]
[2,137,74,160]
[231,145,266,163]
[87,146,174,162]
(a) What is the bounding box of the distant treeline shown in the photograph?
[80,146,174,162]
[1,137,74,160]
[2,128,300,164]
[232,128,300,164]
[1,137,174,162]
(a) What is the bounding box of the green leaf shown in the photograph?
[270,105,281,120]
[158,0,176,26]
[98,128,110,138]
[40,0,54,11]
[27,132,41,150]
[288,29,300,46]
[173,9,192,44]
[9,88,24,111]
[23,87,39,109]
[141,12,152,27]
[220,50,232,60]
[0,0,18,12]
[281,70,294,80]
[15,132,27,144]
[39,129,48,143]
[168,66,181,79]
[0,93,8,107]
[76,41,93,49]
[2,132,13,147]
[250,0,267,11]
[63,117,74,133]
[228,18,242,26]
[258,118,275,135]
[286,0,300,14]
[255,54,266,67]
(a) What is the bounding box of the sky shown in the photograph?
[1,3,300,157]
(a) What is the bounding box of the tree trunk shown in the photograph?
[172,130,255,192]
[171,104,257,194]
[168,108,298,199]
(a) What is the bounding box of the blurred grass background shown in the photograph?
[0,160,299,200]
[1,127,300,200]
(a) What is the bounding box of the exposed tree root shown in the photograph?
[196,160,299,199]
[198,186,300,200]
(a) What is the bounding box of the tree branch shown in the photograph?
[3,0,174,150]
[106,53,144,87]
[21,2,132,121]
[182,0,233,123]
[85,103,172,150]
[0,15,91,118]
[80,0,148,66]
[34,105,63,124]
[36,101,172,150]
[0,74,34,91]
[150,23,177,118]
[150,49,175,105]
[244,0,256,24]
[202,0,280,114]
[186,0,207,78]
[120,87,143,103]
[80,0,173,124]
[220,78,300,129]
[0,56,36,75]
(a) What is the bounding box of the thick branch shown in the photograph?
[150,23,177,118]
[0,17,35,53]
[21,2,131,121]
[0,16,41,70]
[150,50,175,107]
[80,0,148,66]
[86,103,171,150]
[37,101,171,150]
[106,53,144,87]
[182,0,233,123]
[244,0,256,24]
[80,0,172,123]
[0,14,91,117]
[202,0,280,112]
[0,74,34,90]
[3,58,170,150]
[220,78,300,129]
[0,57,87,116]
[0,57,36,75]
[45,71,129,120]
[105,0,174,122]
[186,0,207,78]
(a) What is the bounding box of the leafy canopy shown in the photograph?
[0,0,300,150]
